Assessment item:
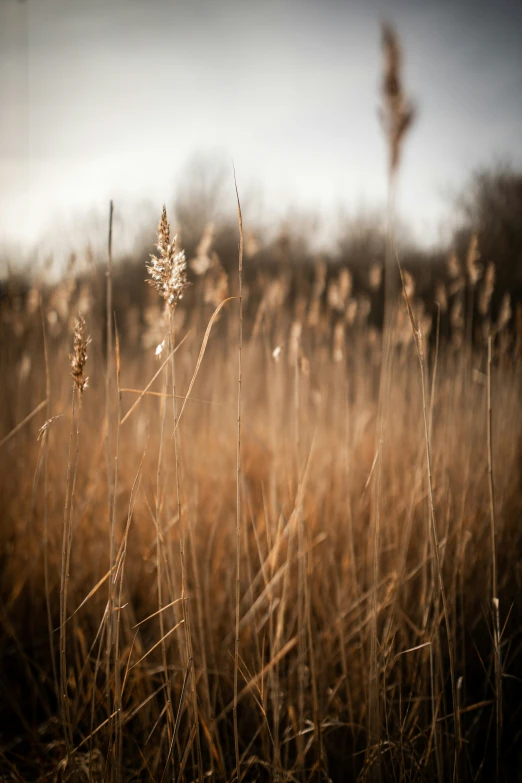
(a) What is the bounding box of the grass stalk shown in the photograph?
[233,167,244,782]
[487,336,502,780]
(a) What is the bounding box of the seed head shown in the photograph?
[146,205,187,312]
[70,314,90,397]
[380,23,415,174]
[496,293,512,333]
[465,233,482,285]
[369,263,383,291]
[447,250,461,280]
[478,262,495,315]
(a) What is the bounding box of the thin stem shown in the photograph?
[170,312,204,781]
[41,311,58,702]
[487,336,502,779]
[111,320,123,782]
[368,167,398,766]
[155,324,175,736]
[59,387,81,758]
[105,201,119,777]
[233,167,244,783]
[487,337,497,600]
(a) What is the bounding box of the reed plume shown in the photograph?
[70,314,90,396]
[466,233,482,285]
[381,22,415,174]
[146,205,187,311]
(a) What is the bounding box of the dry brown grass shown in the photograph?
[1,24,522,783]
[1,253,521,781]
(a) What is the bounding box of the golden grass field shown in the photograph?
[1,25,521,783]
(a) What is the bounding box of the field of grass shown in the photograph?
[1,25,522,783]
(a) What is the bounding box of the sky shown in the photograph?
[1,0,522,257]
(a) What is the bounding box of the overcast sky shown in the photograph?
[1,0,521,254]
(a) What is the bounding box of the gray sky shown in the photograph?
[1,0,522,253]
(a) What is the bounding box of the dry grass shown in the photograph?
[1,25,522,783]
[1,243,521,781]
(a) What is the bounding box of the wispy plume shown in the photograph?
[146,205,188,312]
[380,22,415,174]
[466,233,482,285]
[70,314,90,397]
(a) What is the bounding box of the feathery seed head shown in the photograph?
[466,233,482,285]
[447,250,461,279]
[146,205,187,312]
[496,293,512,333]
[70,314,90,397]
[381,23,415,173]
[478,262,495,315]
[333,321,345,363]
[345,298,358,326]
[369,263,383,291]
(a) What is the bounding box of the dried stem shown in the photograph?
[233,166,244,783]
[41,311,58,702]
[487,336,502,779]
